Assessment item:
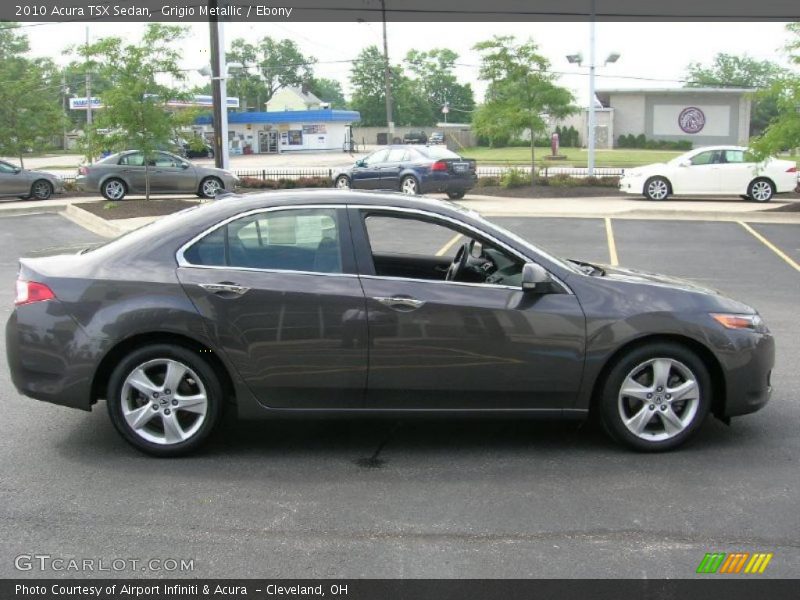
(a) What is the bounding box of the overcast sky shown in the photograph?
[20,20,799,107]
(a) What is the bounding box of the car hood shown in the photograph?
[623,163,669,177]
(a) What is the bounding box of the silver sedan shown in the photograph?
[76,150,239,201]
[0,160,64,200]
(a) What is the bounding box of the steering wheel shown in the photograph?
[445,241,471,282]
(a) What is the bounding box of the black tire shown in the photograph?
[101,178,127,201]
[106,344,224,457]
[598,342,711,452]
[334,175,351,189]
[739,195,750,201]
[446,190,466,200]
[30,179,53,200]
[199,176,224,199]
[400,175,419,195]
[643,176,670,201]
[747,178,774,203]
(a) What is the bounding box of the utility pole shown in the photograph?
[587,0,597,177]
[208,0,230,169]
[61,70,69,151]
[381,0,394,139]
[85,27,93,164]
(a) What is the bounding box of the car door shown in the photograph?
[715,149,755,194]
[148,152,196,193]
[176,206,369,409]
[349,208,586,411]
[351,149,388,190]
[0,160,29,196]
[672,149,722,194]
[378,148,408,191]
[116,152,148,192]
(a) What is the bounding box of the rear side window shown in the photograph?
[418,146,461,160]
[182,208,343,274]
[119,153,144,166]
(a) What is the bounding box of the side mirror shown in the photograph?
[678,161,690,168]
[13,168,22,174]
[521,262,554,293]
[181,162,190,169]
[355,159,366,168]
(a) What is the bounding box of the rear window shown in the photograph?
[417,146,461,160]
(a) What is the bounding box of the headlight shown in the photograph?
[710,313,768,333]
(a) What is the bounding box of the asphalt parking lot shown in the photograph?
[0,211,798,579]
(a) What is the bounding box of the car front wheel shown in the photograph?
[199,176,223,199]
[644,177,670,201]
[599,342,711,452]
[106,344,223,456]
[748,178,774,203]
[335,175,351,189]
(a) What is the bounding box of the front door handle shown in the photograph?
[373,296,426,311]
[199,283,250,296]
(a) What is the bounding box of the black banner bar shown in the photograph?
[2,579,799,600]
[3,0,800,23]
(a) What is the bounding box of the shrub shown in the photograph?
[239,176,331,190]
[500,167,531,188]
[477,176,500,187]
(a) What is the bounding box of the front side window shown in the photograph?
[363,150,389,166]
[0,161,18,173]
[183,208,343,274]
[690,151,718,166]
[151,152,181,168]
[364,213,525,287]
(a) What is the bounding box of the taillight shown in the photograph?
[786,166,797,173]
[431,160,448,172]
[78,166,88,175]
[15,279,56,306]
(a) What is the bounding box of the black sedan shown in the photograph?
[334,145,477,199]
[7,191,773,456]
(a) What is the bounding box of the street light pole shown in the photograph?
[208,0,230,170]
[381,0,394,138]
[587,0,597,177]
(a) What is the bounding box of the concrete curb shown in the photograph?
[62,203,124,238]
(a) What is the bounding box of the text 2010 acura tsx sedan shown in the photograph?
[6,190,774,456]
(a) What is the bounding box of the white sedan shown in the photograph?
[619,146,798,202]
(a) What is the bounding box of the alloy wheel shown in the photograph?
[104,180,125,200]
[750,181,773,202]
[32,181,52,200]
[647,179,669,200]
[120,358,208,446]
[202,178,222,197]
[617,357,700,442]
[401,177,418,194]
[336,176,350,189]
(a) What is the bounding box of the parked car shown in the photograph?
[0,160,64,201]
[428,131,445,145]
[619,146,798,202]
[7,190,773,456]
[76,150,239,201]
[178,138,215,159]
[333,145,477,199]
[403,131,428,144]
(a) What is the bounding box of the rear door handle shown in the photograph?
[198,283,250,296]
[373,296,426,311]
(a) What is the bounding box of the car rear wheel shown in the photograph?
[106,344,223,456]
[748,178,774,203]
[446,190,466,200]
[199,176,223,199]
[101,178,127,201]
[401,175,419,195]
[644,177,670,201]
[335,175,351,189]
[599,342,711,452]
[30,179,53,200]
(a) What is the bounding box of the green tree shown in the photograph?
[751,23,800,156]
[226,37,315,110]
[307,77,346,108]
[473,36,575,185]
[0,23,66,167]
[77,24,192,198]
[685,53,788,136]
[404,48,475,124]
[349,45,432,127]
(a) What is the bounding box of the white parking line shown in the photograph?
[738,221,800,273]
[604,217,619,266]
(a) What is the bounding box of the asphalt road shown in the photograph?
[0,211,798,579]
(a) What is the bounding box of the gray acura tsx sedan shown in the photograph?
[6,190,774,455]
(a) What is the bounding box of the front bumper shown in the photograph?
[717,329,775,418]
[618,176,643,194]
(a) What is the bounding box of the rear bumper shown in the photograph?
[420,173,477,194]
[6,306,96,411]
